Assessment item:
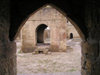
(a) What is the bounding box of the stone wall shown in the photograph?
[16,5,68,52]
[81,2,100,75]
[16,5,80,52]
[0,0,16,75]
[0,0,99,75]
[67,21,80,38]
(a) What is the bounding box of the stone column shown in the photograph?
[81,0,100,74]
[21,21,35,53]
[81,39,100,75]
[0,0,16,75]
[0,40,16,75]
[59,22,67,52]
[50,21,67,52]
[50,27,60,52]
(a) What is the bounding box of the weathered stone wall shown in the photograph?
[67,21,80,38]
[81,1,100,75]
[0,0,16,75]
[20,6,68,52]
[81,40,100,75]
[0,0,99,75]
[16,6,80,52]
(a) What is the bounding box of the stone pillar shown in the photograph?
[81,0,100,74]
[0,0,16,75]
[50,21,67,52]
[21,21,35,52]
[50,27,60,52]
[0,41,16,75]
[59,24,67,52]
[81,39,100,75]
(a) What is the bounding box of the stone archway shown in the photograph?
[36,24,48,44]
[0,0,99,75]
[18,5,70,52]
[70,33,73,39]
[13,4,86,75]
[15,4,84,74]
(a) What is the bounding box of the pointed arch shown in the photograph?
[10,3,86,41]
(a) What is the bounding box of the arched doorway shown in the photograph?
[70,33,73,39]
[16,4,82,74]
[36,24,50,45]
[0,0,98,74]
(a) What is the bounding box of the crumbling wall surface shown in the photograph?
[0,0,16,75]
[81,3,100,75]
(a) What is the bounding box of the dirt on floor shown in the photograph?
[17,38,82,74]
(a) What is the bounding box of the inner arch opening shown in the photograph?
[36,24,50,45]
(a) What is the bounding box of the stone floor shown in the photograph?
[18,71,81,75]
[17,38,82,75]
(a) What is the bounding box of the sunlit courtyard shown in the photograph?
[17,38,81,75]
